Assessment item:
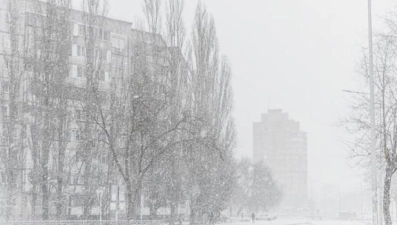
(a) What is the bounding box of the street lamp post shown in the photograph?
[368,0,379,224]
[342,1,379,223]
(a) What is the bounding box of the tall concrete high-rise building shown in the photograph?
[253,109,308,212]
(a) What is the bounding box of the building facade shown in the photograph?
[0,0,189,220]
[253,109,308,212]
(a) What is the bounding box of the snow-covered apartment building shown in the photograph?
[0,0,187,220]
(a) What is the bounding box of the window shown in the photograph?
[2,35,10,51]
[119,135,127,148]
[26,64,33,72]
[112,36,125,52]
[97,28,102,39]
[94,49,99,59]
[2,80,9,93]
[119,186,125,201]
[1,64,7,77]
[88,27,94,36]
[120,39,125,49]
[70,65,77,77]
[77,45,85,57]
[2,123,7,137]
[70,173,83,185]
[96,28,110,41]
[72,44,77,56]
[4,11,9,26]
[77,66,85,78]
[78,24,86,36]
[72,129,84,142]
[64,130,71,141]
[116,66,123,76]
[106,72,110,81]
[72,23,78,36]
[1,136,7,145]
[0,170,5,184]
[0,124,13,139]
[75,151,81,161]
[2,105,8,117]
[71,195,84,206]
[103,30,110,41]
[75,109,82,120]
[106,50,111,63]
[111,185,118,201]
[25,14,32,26]
[100,155,107,164]
[0,0,7,10]
[14,107,18,117]
[12,129,17,140]
[73,175,79,185]
[99,70,105,81]
[101,49,106,60]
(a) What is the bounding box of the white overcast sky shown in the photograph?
[75,0,396,193]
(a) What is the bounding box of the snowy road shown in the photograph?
[221,220,371,225]
[0,221,372,225]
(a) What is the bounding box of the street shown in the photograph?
[223,220,371,225]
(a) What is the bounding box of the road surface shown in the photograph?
[225,220,371,225]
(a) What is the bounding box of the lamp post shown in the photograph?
[342,2,379,222]
[368,0,379,224]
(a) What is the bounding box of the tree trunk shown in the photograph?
[41,97,50,220]
[150,202,157,220]
[384,166,393,225]
[83,152,94,219]
[189,202,196,225]
[169,202,177,225]
[41,145,50,220]
[31,184,37,217]
[56,123,65,219]
[126,181,136,220]
[56,160,64,219]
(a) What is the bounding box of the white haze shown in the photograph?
[89,0,395,195]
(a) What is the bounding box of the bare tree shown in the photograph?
[233,159,282,213]
[143,0,162,35]
[346,31,397,225]
[184,3,237,224]
[23,0,72,220]
[78,0,109,219]
[90,19,195,218]
[0,0,25,220]
[163,1,189,224]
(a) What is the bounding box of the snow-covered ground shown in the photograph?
[222,220,371,225]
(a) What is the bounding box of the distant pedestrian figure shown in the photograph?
[251,213,255,223]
